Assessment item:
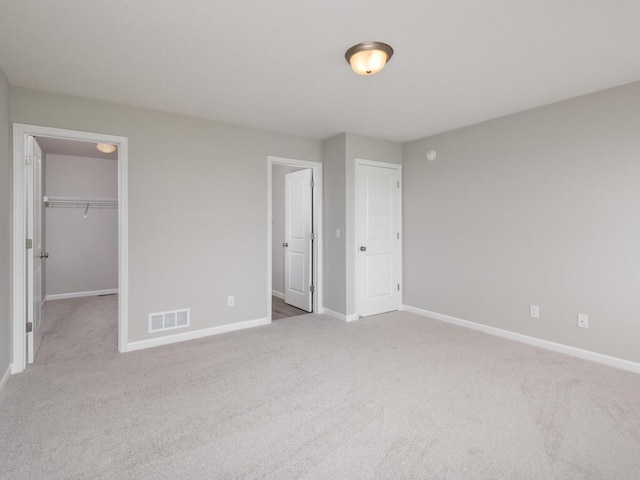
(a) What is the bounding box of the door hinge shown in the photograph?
[26,322,33,333]
[310,180,314,188]
[26,238,33,250]
[310,285,315,293]
[397,284,400,291]
[397,181,400,188]
[397,232,400,240]
[310,232,315,241]
[25,155,32,166]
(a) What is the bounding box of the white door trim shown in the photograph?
[11,123,129,373]
[267,156,323,322]
[354,158,403,318]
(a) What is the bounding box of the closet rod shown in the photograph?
[44,195,118,207]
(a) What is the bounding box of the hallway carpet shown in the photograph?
[1,296,639,479]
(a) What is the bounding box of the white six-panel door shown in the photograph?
[284,169,313,312]
[357,163,401,317]
[26,136,44,364]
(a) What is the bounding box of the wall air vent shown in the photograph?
[148,308,190,333]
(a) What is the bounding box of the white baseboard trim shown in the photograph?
[126,317,270,352]
[323,309,360,322]
[403,305,640,375]
[272,290,285,299]
[0,364,11,395]
[323,308,347,321]
[46,289,118,301]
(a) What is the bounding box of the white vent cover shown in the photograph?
[148,308,190,333]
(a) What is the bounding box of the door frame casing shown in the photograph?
[11,123,129,373]
[267,156,323,321]
[354,158,403,318]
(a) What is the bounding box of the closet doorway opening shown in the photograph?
[12,124,128,373]
[267,156,323,322]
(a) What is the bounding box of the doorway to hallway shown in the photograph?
[267,156,323,323]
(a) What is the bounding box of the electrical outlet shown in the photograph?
[227,295,235,307]
[529,305,540,319]
[577,314,589,329]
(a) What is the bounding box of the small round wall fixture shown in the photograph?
[345,41,394,76]
[96,143,117,154]
[426,149,437,161]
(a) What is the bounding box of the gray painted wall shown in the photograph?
[45,154,118,296]
[10,86,323,343]
[403,81,640,364]
[322,134,347,314]
[0,68,10,376]
[271,164,304,296]
[9,79,638,365]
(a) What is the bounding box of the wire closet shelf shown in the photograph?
[44,196,118,216]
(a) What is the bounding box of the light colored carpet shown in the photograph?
[1,296,639,479]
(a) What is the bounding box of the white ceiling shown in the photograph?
[35,137,118,160]
[1,1,639,142]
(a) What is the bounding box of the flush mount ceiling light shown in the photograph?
[345,41,394,76]
[96,143,117,154]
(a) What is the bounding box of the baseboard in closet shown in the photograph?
[45,288,118,301]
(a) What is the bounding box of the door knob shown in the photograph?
[40,252,49,259]
[359,246,366,251]
[283,242,288,247]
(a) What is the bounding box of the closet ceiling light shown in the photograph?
[96,143,117,154]
[345,41,394,76]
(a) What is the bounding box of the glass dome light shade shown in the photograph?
[96,143,117,154]
[345,42,393,76]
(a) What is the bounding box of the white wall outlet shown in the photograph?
[529,305,540,319]
[577,314,589,329]
[227,295,235,307]
[335,228,341,239]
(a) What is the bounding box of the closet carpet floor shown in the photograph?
[1,295,640,479]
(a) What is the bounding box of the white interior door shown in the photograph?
[26,136,45,364]
[284,169,313,312]
[358,163,401,317]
